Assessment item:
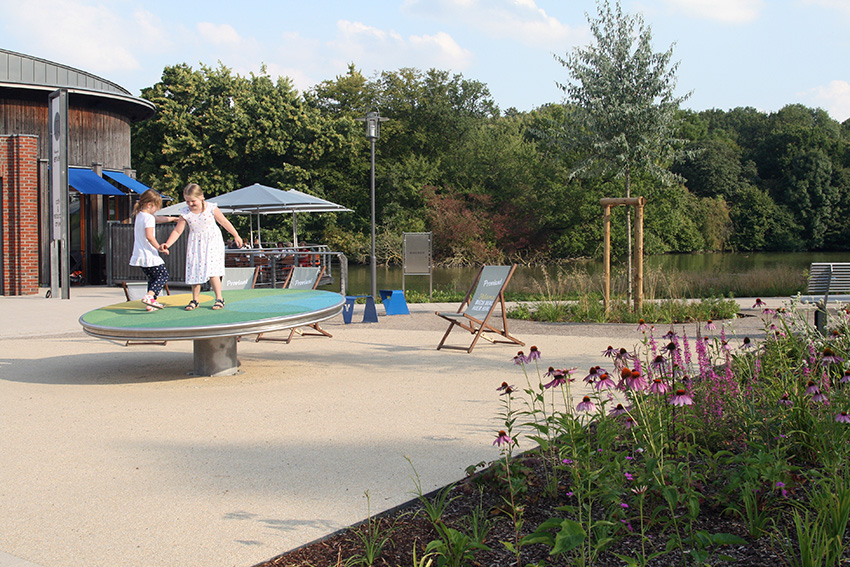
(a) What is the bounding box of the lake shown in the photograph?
[331,251,850,298]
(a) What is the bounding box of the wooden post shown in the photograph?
[600,197,646,313]
[603,204,612,313]
[634,197,646,312]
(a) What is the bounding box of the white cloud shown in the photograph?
[661,0,765,23]
[197,22,243,46]
[328,19,473,73]
[800,80,850,123]
[402,0,583,49]
[0,0,141,71]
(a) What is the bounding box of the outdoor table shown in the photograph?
[79,288,344,376]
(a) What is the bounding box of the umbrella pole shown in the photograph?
[292,213,298,248]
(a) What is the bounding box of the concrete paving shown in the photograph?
[0,288,790,567]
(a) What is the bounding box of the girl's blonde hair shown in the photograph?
[133,189,163,215]
[183,183,206,211]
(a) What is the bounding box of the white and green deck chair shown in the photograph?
[435,265,525,353]
[255,266,333,344]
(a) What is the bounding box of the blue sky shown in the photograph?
[1,0,849,122]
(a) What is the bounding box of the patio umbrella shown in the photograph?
[156,184,351,246]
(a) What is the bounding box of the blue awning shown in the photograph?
[68,168,126,196]
[102,170,150,195]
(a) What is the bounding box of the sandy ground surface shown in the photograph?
[0,288,787,567]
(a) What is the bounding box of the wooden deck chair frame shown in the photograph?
[435,265,525,354]
[256,266,333,344]
[121,281,171,346]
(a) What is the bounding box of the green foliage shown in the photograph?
[131,25,850,266]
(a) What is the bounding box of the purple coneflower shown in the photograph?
[841,370,850,384]
[493,430,512,446]
[662,329,677,340]
[636,319,650,332]
[836,412,850,424]
[625,370,647,391]
[602,345,617,357]
[812,393,829,403]
[670,389,694,406]
[595,372,616,390]
[526,346,541,361]
[616,348,633,364]
[576,396,595,412]
[543,370,567,389]
[753,298,766,308]
[664,341,677,353]
[649,378,669,395]
[741,337,753,349]
[778,393,793,407]
[609,403,628,417]
[705,320,717,331]
[496,382,515,395]
[805,380,821,395]
[623,416,637,429]
[584,366,603,382]
[513,351,525,365]
[822,347,844,365]
[650,354,666,371]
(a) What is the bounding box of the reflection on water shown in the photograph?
[330,252,850,296]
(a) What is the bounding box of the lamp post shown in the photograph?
[358,111,388,299]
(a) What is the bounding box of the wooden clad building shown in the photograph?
[0,48,155,294]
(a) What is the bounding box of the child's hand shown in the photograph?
[161,248,170,256]
[159,243,168,252]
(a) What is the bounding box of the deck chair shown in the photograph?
[256,266,333,344]
[221,266,260,290]
[121,281,171,346]
[435,265,525,354]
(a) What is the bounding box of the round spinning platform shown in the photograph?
[79,289,345,376]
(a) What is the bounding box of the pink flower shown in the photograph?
[526,346,541,361]
[705,320,717,331]
[836,412,850,424]
[670,389,694,406]
[636,319,650,332]
[595,372,616,390]
[648,378,669,395]
[624,370,647,391]
[778,393,793,407]
[576,396,595,412]
[753,298,766,308]
[496,382,515,395]
[822,347,843,365]
[602,346,616,357]
[805,380,821,395]
[513,351,525,365]
[609,403,628,417]
[493,430,512,446]
[841,370,850,384]
[623,416,636,429]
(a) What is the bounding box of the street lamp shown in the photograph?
[358,110,388,299]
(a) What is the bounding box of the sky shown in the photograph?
[1,0,849,122]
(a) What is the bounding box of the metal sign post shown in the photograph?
[48,89,69,299]
[402,232,432,300]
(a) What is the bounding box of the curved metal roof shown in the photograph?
[0,48,155,121]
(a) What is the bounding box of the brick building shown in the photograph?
[0,48,155,295]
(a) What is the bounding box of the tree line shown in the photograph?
[131,37,850,267]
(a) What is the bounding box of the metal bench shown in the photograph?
[798,262,850,332]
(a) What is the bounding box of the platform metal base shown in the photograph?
[193,336,239,376]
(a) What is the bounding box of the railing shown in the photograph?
[107,221,348,294]
[225,246,348,294]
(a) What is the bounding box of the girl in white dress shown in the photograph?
[162,183,243,310]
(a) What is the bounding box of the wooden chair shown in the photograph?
[435,265,525,354]
[120,281,171,346]
[256,266,333,344]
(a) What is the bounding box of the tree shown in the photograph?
[552,0,689,303]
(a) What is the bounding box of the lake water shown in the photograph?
[331,251,850,297]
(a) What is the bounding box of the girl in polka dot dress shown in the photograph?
[162,183,243,310]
